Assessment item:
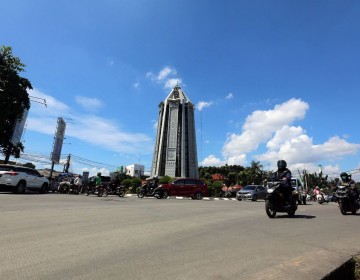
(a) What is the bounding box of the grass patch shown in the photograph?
[354,255,360,280]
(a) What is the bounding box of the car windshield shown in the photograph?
[243,185,256,190]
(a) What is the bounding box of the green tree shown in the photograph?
[121,179,132,189]
[131,178,142,189]
[0,46,32,162]
[211,180,223,197]
[159,175,172,184]
[22,162,35,169]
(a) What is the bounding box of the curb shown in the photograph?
[125,194,238,201]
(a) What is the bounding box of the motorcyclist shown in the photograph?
[149,176,159,194]
[340,172,359,206]
[95,172,102,190]
[74,174,82,186]
[272,160,293,205]
[313,186,325,201]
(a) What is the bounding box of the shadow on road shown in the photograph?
[275,214,316,219]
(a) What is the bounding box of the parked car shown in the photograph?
[236,185,267,201]
[0,164,49,193]
[155,178,209,200]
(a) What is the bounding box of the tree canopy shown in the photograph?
[0,46,32,161]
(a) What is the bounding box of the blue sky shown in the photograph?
[2,0,360,180]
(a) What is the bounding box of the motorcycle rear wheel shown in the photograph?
[265,200,276,218]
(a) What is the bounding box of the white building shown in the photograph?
[126,164,144,178]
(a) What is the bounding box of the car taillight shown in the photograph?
[5,172,18,176]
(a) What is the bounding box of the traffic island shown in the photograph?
[322,254,360,280]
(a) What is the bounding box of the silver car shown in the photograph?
[236,185,267,201]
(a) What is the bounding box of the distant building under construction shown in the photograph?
[150,85,199,179]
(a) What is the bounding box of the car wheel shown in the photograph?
[252,195,257,202]
[14,182,26,194]
[195,192,203,200]
[39,184,48,194]
[237,198,242,201]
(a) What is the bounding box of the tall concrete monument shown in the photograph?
[151,85,199,179]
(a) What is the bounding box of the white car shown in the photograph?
[0,164,49,193]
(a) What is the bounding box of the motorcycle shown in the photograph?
[115,185,126,197]
[137,183,158,198]
[316,193,329,204]
[68,183,80,195]
[265,181,298,218]
[58,181,70,193]
[153,187,169,199]
[85,183,107,197]
[335,185,360,215]
[104,182,126,197]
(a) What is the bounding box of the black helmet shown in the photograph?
[277,160,287,170]
[97,172,101,176]
[340,172,350,182]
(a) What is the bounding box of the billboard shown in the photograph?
[10,109,29,146]
[50,117,66,163]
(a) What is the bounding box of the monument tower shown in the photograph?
[151,85,199,179]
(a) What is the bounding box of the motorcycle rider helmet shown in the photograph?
[277,160,287,170]
[340,172,350,182]
[315,186,319,189]
[97,172,101,176]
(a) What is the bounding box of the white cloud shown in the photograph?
[201,155,225,167]
[225,93,234,99]
[29,88,70,116]
[164,78,180,90]
[157,66,175,81]
[196,101,214,111]
[152,120,158,130]
[200,97,360,172]
[222,98,309,157]
[146,66,182,90]
[227,154,247,166]
[256,126,360,166]
[146,72,154,80]
[75,96,103,110]
[133,82,140,89]
[26,88,153,155]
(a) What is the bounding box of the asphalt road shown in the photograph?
[0,193,359,280]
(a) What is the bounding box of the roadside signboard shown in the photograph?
[50,118,66,163]
[10,109,29,146]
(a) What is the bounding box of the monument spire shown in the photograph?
[150,86,199,178]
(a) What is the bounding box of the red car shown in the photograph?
[155,178,209,200]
